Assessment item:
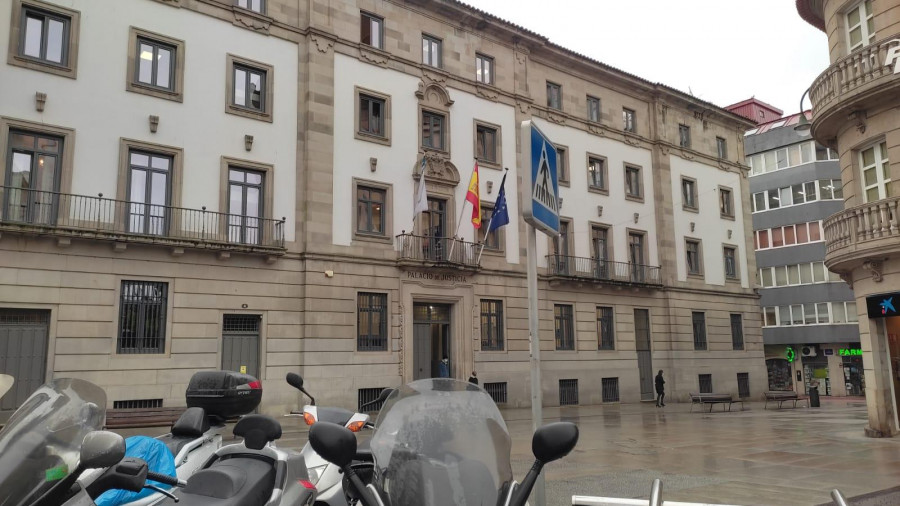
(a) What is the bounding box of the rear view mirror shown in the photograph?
[532,422,579,463]
[376,388,394,404]
[80,431,126,469]
[510,422,579,506]
[309,421,356,468]
[286,373,304,390]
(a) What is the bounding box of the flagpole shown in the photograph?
[447,157,479,262]
[476,167,508,265]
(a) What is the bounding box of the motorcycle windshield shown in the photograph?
[370,379,512,506]
[0,378,106,506]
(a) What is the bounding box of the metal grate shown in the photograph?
[737,373,750,398]
[559,379,579,405]
[358,387,387,412]
[113,398,163,409]
[699,374,713,394]
[484,382,507,404]
[0,309,51,325]
[118,281,168,354]
[358,293,388,351]
[601,377,620,403]
[223,314,260,333]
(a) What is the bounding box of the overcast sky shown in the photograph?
[464,0,828,115]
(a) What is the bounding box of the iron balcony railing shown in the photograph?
[823,196,899,255]
[395,233,481,268]
[0,185,286,251]
[546,254,662,286]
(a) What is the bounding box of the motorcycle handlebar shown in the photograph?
[147,471,183,488]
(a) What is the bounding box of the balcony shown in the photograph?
[809,36,900,141]
[395,233,481,271]
[0,186,286,255]
[823,196,900,272]
[545,255,662,288]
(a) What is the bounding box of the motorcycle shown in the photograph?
[307,378,579,506]
[0,377,179,506]
[286,373,393,506]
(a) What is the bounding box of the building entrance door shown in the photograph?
[634,308,654,400]
[0,309,50,422]
[221,314,260,379]
[413,303,451,380]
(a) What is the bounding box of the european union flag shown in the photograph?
[488,172,509,233]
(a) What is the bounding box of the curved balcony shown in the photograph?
[823,196,900,271]
[809,36,900,142]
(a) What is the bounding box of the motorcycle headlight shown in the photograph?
[307,464,328,485]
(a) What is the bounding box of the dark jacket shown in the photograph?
[655,374,665,393]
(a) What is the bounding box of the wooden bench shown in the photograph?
[104,407,184,429]
[689,392,744,413]
[764,390,808,409]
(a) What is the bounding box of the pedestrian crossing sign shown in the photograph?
[520,120,560,236]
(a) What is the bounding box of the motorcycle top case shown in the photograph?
[185,370,262,418]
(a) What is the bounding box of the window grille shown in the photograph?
[559,379,579,405]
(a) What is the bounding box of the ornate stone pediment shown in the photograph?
[547,110,567,125]
[416,82,453,107]
[422,67,449,84]
[232,6,272,33]
[588,123,605,136]
[359,46,389,66]
[475,85,498,102]
[624,133,640,146]
[516,99,531,114]
[415,153,459,187]
[310,33,335,54]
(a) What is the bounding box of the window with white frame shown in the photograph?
[762,301,858,327]
[748,141,834,176]
[758,261,842,288]
[846,0,875,52]
[588,157,606,191]
[755,221,823,250]
[623,108,636,133]
[751,179,842,212]
[625,165,642,199]
[719,187,734,218]
[860,141,891,202]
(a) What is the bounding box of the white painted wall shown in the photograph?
[532,119,659,269]
[332,53,520,264]
[669,157,749,288]
[0,0,298,240]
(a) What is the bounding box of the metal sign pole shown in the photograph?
[526,220,545,506]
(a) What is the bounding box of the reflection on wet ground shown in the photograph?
[119,397,898,506]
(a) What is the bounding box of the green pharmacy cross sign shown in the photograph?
[839,348,862,357]
[785,346,796,363]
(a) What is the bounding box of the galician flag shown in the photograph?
[414,157,428,217]
[466,162,482,228]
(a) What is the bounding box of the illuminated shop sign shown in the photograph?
[839,348,862,357]
[785,346,796,362]
[866,292,899,318]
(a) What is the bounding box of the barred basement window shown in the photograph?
[601,377,619,403]
[358,292,387,351]
[118,281,168,354]
[559,379,578,405]
[737,373,750,399]
[699,374,713,394]
[358,387,387,412]
[484,382,507,404]
[113,398,163,409]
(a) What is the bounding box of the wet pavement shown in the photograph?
[119,397,900,505]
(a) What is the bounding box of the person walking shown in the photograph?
[468,371,479,385]
[438,355,450,378]
[655,370,666,407]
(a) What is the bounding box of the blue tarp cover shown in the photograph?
[94,436,177,506]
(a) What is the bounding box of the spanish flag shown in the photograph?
[466,162,482,228]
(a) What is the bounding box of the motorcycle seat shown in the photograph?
[157,434,196,458]
[158,407,210,459]
[166,456,276,506]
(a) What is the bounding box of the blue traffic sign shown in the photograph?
[520,120,560,236]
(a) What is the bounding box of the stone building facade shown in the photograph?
[798,0,900,436]
[0,0,765,418]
